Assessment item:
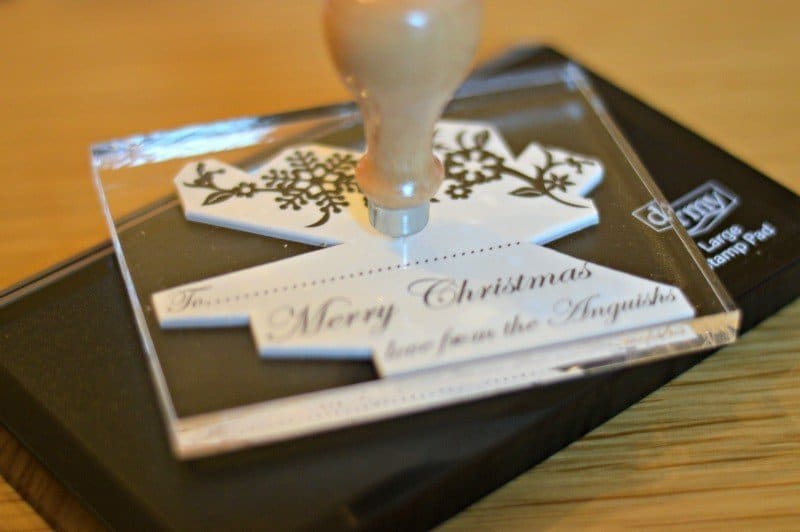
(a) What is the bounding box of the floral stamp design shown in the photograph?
[438,129,595,207]
[183,150,358,227]
[183,124,597,227]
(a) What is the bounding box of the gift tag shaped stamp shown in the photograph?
[154,117,697,375]
[152,223,696,374]
[175,120,603,246]
[246,243,696,376]
[153,219,600,330]
[157,120,605,336]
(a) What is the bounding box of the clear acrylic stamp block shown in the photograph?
[92,62,739,459]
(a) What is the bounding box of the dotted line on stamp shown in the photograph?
[203,240,524,307]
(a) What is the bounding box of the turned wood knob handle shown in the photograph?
[323,0,482,236]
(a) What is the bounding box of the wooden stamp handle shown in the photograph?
[324,0,482,236]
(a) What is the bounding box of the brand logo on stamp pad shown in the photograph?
[633,181,739,237]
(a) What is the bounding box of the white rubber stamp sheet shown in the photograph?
[175,120,601,245]
[155,119,695,376]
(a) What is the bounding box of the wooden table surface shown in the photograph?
[1,1,798,530]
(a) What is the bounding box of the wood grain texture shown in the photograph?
[1,1,798,530]
[442,302,800,530]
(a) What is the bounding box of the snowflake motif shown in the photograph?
[184,129,595,228]
[183,151,358,227]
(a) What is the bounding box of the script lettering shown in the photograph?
[165,286,213,312]
[266,297,395,341]
[407,262,592,309]
[549,286,678,326]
